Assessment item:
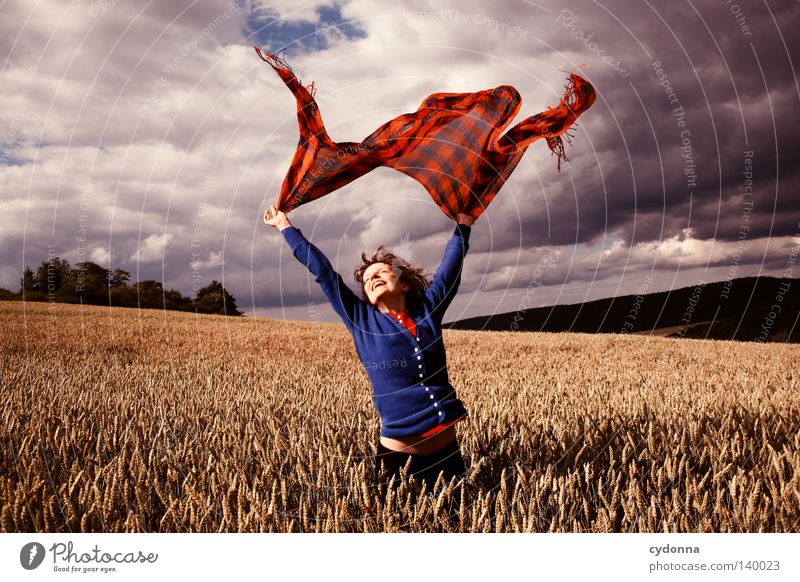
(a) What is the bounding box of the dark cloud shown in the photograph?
[1,0,798,323]
[552,0,799,248]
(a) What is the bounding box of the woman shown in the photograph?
[264,205,475,498]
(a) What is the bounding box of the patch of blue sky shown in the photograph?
[0,142,27,166]
[243,2,366,54]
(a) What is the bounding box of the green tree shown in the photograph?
[20,266,38,293]
[133,280,165,309]
[110,284,138,308]
[164,288,193,311]
[109,268,131,288]
[194,280,243,316]
[14,258,243,317]
[131,280,194,311]
[35,257,72,296]
[64,262,110,304]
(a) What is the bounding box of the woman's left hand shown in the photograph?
[456,213,475,226]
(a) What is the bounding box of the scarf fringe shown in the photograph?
[254,46,317,98]
[544,72,590,172]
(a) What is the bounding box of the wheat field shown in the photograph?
[1,301,798,532]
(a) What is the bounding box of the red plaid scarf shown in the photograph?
[256,47,596,220]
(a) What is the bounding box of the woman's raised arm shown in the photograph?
[266,206,362,328]
[424,216,473,317]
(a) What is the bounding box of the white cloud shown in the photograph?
[129,233,174,263]
[89,246,111,264]
[192,250,224,269]
[586,233,783,272]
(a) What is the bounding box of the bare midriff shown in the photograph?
[380,423,458,455]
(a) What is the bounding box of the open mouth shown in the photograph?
[373,281,385,291]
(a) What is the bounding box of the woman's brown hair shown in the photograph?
[354,246,430,303]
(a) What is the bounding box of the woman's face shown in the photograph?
[362,262,408,305]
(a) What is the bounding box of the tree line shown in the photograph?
[0,256,243,316]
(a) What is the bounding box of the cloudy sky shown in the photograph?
[1,0,798,324]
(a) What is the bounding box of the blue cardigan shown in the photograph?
[281,223,471,438]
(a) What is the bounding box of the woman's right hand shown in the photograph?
[264,205,291,231]
[456,212,475,226]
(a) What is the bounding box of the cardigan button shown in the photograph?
[419,373,423,378]
[433,402,438,407]
[414,347,419,352]
[438,411,443,416]
[425,387,429,391]
[418,365,422,369]
[429,394,434,399]
[417,356,421,360]
[416,337,420,341]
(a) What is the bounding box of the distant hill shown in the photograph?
[444,276,799,343]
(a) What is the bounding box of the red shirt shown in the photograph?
[387,307,465,438]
